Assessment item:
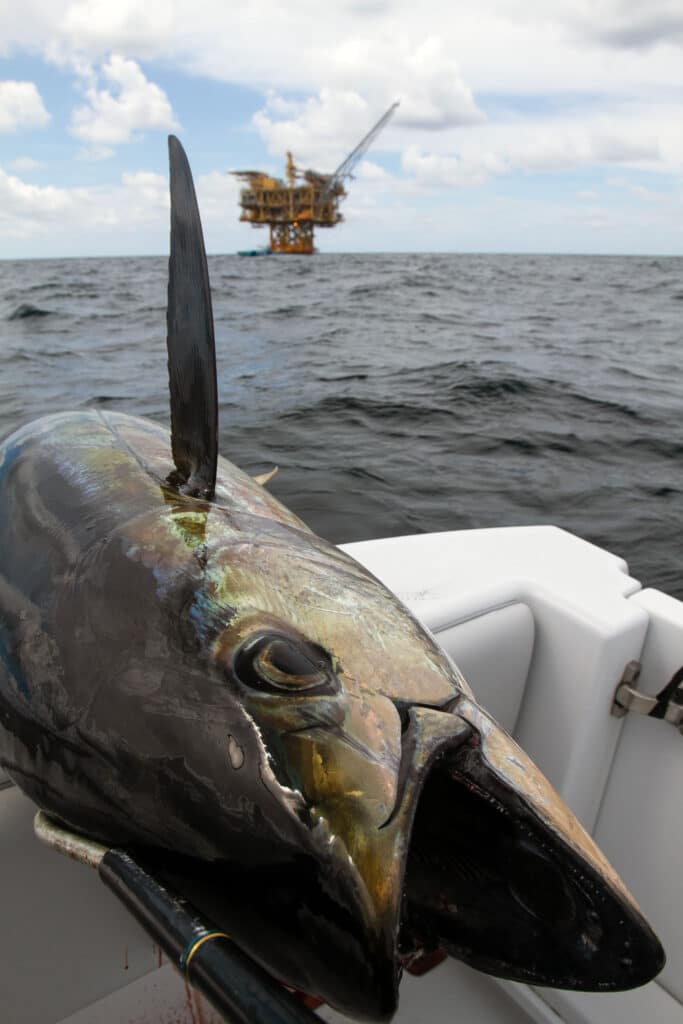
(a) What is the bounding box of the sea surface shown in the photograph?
[1,252,682,597]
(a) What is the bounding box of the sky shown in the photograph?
[0,0,682,258]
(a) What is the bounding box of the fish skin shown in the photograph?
[0,406,666,1018]
[0,408,469,1016]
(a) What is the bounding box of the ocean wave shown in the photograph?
[7,303,53,320]
[2,251,683,598]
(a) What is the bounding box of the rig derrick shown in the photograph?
[232,101,398,254]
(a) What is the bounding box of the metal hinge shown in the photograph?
[612,660,683,735]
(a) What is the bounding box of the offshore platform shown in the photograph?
[232,101,398,254]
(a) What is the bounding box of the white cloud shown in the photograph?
[0,81,50,133]
[320,35,483,129]
[608,177,669,202]
[77,144,115,161]
[121,170,167,204]
[0,2,682,255]
[524,110,665,171]
[0,164,164,241]
[10,156,43,171]
[62,0,176,52]
[591,132,660,163]
[356,160,393,182]
[192,170,243,251]
[0,162,242,255]
[393,99,682,192]
[251,37,483,172]
[70,54,178,145]
[630,185,668,202]
[401,144,506,188]
[396,38,484,129]
[195,170,240,217]
[576,207,610,229]
[253,89,375,168]
[0,2,682,99]
[0,168,74,236]
[572,0,683,49]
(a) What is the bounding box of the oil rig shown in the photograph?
[232,101,398,254]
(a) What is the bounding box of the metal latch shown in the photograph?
[612,660,683,734]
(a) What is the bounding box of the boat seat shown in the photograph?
[345,526,682,1024]
[344,525,646,829]
[434,602,534,733]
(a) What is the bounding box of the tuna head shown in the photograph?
[129,504,662,1022]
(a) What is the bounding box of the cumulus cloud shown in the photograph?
[0,1,682,254]
[534,105,679,171]
[252,36,483,171]
[397,123,661,193]
[78,144,115,161]
[70,54,178,146]
[396,100,680,193]
[195,170,241,219]
[1,2,683,97]
[0,81,50,133]
[574,0,683,49]
[591,132,660,163]
[394,38,484,129]
[0,164,165,241]
[401,144,506,188]
[577,210,610,229]
[628,184,668,202]
[121,170,167,204]
[0,161,240,253]
[356,159,393,182]
[253,89,376,168]
[322,35,484,129]
[496,126,659,174]
[10,156,43,171]
[0,168,74,236]
[62,0,176,52]
[608,177,669,202]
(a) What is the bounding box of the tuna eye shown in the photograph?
[235,635,332,693]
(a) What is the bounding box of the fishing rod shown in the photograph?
[34,812,322,1024]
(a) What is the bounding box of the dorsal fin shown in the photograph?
[166,134,218,498]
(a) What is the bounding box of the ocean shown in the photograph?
[1,252,682,598]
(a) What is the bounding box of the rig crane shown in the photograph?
[232,101,399,254]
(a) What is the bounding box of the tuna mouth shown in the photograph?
[398,733,666,991]
[119,704,662,1019]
